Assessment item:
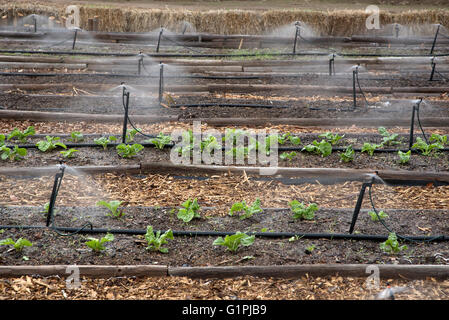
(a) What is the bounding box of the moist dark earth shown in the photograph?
[1,133,448,171]
[1,206,449,267]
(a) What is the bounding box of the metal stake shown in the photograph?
[159,62,164,103]
[46,164,66,227]
[430,24,441,55]
[122,91,130,144]
[72,28,78,50]
[349,181,372,234]
[156,27,164,53]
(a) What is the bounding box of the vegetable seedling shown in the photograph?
[68,131,84,143]
[60,148,79,158]
[36,136,67,152]
[302,140,332,157]
[177,198,201,223]
[378,127,401,146]
[305,244,316,254]
[94,136,117,150]
[288,135,301,145]
[144,226,173,253]
[85,233,114,252]
[289,200,318,220]
[412,137,443,156]
[280,151,297,161]
[429,133,447,145]
[213,232,255,253]
[7,126,35,143]
[147,132,172,150]
[0,237,32,252]
[339,145,355,163]
[125,128,141,143]
[369,210,388,222]
[96,200,124,218]
[0,145,27,161]
[116,143,144,158]
[398,150,411,164]
[319,132,344,145]
[361,142,381,156]
[229,198,262,220]
[380,232,407,254]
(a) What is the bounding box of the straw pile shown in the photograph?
[0,3,448,36]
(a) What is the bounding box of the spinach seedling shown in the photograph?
[369,210,388,222]
[0,134,5,146]
[144,225,174,253]
[429,133,447,145]
[7,126,35,143]
[289,200,318,220]
[36,136,67,152]
[288,135,301,145]
[85,233,114,252]
[0,145,27,161]
[68,131,84,143]
[305,244,316,254]
[229,198,262,220]
[116,143,144,158]
[125,128,141,143]
[147,132,172,150]
[96,200,124,218]
[378,127,401,146]
[339,145,355,163]
[380,232,407,254]
[398,150,411,164]
[0,237,32,252]
[60,148,79,158]
[177,198,201,223]
[319,132,344,145]
[412,137,444,156]
[94,136,117,150]
[280,151,297,161]
[361,142,381,156]
[302,140,332,157]
[213,232,255,253]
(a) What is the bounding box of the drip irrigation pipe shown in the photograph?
[1,49,449,58]
[0,224,448,242]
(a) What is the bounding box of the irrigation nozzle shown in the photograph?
[159,62,164,104]
[408,98,425,150]
[430,24,441,55]
[348,175,375,234]
[394,23,400,38]
[156,27,164,53]
[329,53,336,76]
[137,51,144,75]
[293,21,301,54]
[352,64,360,110]
[46,163,66,227]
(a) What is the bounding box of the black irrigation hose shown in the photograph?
[1,49,449,58]
[368,183,444,243]
[1,223,448,242]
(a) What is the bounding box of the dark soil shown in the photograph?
[1,205,449,267]
[2,133,448,171]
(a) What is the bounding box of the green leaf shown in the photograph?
[213,232,255,252]
[177,198,201,223]
[398,150,411,164]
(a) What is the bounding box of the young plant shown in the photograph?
[36,136,67,152]
[0,134,5,146]
[96,200,124,218]
[213,232,255,253]
[305,244,316,254]
[429,133,448,145]
[288,135,301,145]
[144,225,173,253]
[289,200,318,220]
[319,132,344,145]
[302,140,332,157]
[339,145,355,163]
[369,210,388,222]
[412,137,443,156]
[361,142,381,156]
[68,131,84,143]
[94,136,117,150]
[380,232,407,254]
[7,126,35,143]
[0,237,32,252]
[398,150,411,164]
[125,128,141,143]
[280,151,297,162]
[229,198,262,220]
[0,145,27,161]
[378,127,401,146]
[177,198,201,223]
[116,143,144,158]
[60,148,79,159]
[85,233,114,252]
[147,132,172,150]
